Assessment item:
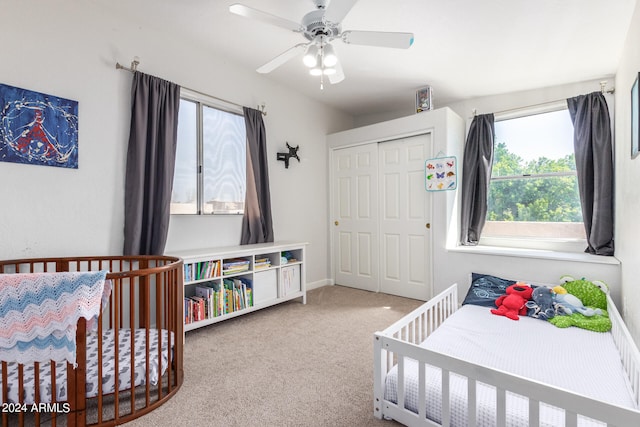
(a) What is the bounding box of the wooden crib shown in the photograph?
[0,255,184,427]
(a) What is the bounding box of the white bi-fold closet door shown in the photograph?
[332,133,433,301]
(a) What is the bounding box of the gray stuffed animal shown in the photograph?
[525,287,558,320]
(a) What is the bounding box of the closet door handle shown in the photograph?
[425,223,431,229]
[334,221,339,226]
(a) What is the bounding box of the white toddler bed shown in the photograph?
[374,283,640,426]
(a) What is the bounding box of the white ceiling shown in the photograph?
[95,0,636,117]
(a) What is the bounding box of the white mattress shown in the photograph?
[384,304,637,426]
[0,328,174,404]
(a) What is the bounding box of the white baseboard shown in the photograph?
[306,278,334,290]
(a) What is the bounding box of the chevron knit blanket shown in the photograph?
[0,270,111,367]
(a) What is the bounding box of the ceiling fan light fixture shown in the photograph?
[322,43,338,67]
[303,45,319,67]
[230,1,414,89]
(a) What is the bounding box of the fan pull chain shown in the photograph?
[320,43,325,90]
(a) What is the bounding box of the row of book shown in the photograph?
[222,258,250,275]
[185,254,291,281]
[184,260,220,282]
[254,256,272,270]
[184,277,253,324]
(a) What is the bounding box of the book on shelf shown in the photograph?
[254,257,272,270]
[184,260,220,282]
[195,285,214,319]
[184,298,193,324]
[190,296,205,322]
[223,266,249,275]
[223,277,253,313]
[185,277,255,325]
[222,258,250,275]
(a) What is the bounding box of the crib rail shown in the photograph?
[608,293,640,409]
[378,284,458,345]
[378,339,640,427]
[0,255,184,427]
[373,283,640,427]
[374,284,458,420]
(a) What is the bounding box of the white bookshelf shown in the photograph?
[169,241,307,332]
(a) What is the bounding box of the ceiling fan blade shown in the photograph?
[342,30,414,49]
[257,43,308,74]
[328,61,345,85]
[324,0,359,24]
[229,3,302,33]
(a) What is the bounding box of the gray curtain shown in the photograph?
[567,92,614,255]
[460,113,495,245]
[123,72,180,255]
[240,107,274,244]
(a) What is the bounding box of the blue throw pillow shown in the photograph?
[462,273,516,307]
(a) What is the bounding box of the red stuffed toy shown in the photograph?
[491,283,533,320]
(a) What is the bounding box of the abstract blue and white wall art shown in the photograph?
[0,83,78,169]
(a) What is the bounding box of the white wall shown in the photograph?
[0,0,353,288]
[614,0,640,347]
[354,78,617,128]
[444,78,615,123]
[354,109,415,128]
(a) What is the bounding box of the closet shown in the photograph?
[331,133,433,300]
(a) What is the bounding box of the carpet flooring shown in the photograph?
[123,285,422,427]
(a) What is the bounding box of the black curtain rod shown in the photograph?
[115,60,266,116]
[471,81,614,118]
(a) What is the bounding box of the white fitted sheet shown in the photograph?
[0,328,173,404]
[384,304,637,426]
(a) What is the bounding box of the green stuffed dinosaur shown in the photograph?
[548,276,611,332]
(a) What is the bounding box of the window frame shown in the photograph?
[478,101,587,252]
[171,88,246,216]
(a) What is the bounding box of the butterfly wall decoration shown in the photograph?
[425,156,457,192]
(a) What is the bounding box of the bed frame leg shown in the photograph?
[373,334,385,420]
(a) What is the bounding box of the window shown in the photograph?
[480,106,586,250]
[171,91,246,215]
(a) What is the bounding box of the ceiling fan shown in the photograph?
[229,0,414,89]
